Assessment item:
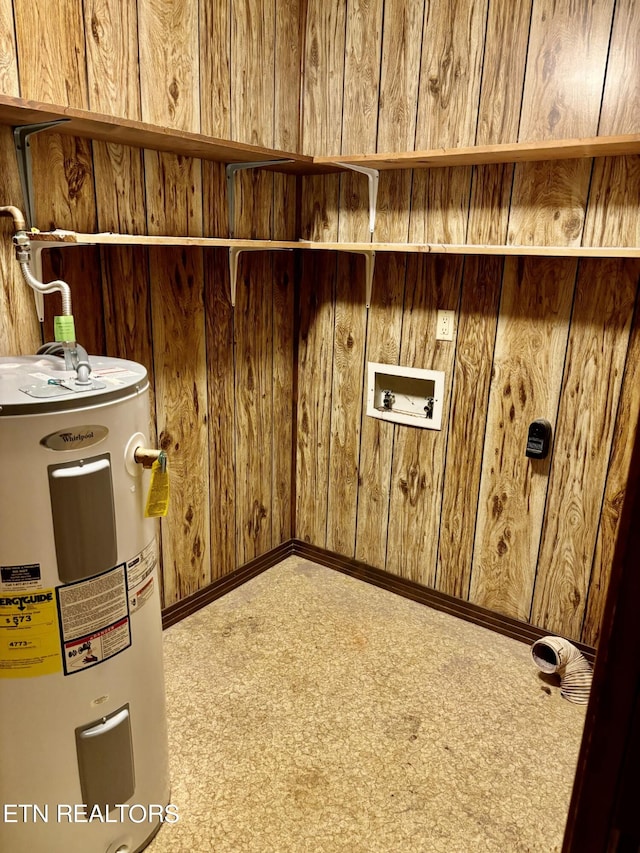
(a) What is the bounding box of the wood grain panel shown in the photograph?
[583,277,640,646]
[469,257,576,621]
[476,0,532,145]
[580,0,640,643]
[0,0,19,95]
[28,133,96,234]
[583,157,640,248]
[507,159,593,247]
[234,171,273,239]
[341,0,383,156]
[272,251,295,544]
[27,132,99,353]
[203,162,229,239]
[138,2,203,242]
[416,0,488,149]
[274,0,301,152]
[231,0,275,146]
[532,258,638,639]
[374,172,413,243]
[326,254,367,555]
[583,0,640,250]
[92,143,146,233]
[150,247,211,604]
[410,0,487,250]
[373,0,424,245]
[300,175,340,242]
[0,128,40,356]
[301,0,346,155]
[509,0,614,246]
[100,246,153,375]
[205,249,237,579]
[467,164,514,245]
[469,0,531,245]
[41,246,106,355]
[235,252,274,562]
[437,256,503,598]
[14,0,88,107]
[519,0,614,142]
[377,0,424,153]
[143,152,203,236]
[272,174,298,240]
[296,252,336,545]
[138,0,199,132]
[84,0,141,118]
[339,10,381,250]
[355,254,406,568]
[386,255,463,585]
[409,167,472,244]
[273,0,302,238]
[598,0,640,137]
[199,0,230,138]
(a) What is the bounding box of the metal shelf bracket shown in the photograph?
[13,120,69,229]
[228,245,293,307]
[351,249,376,308]
[335,163,380,234]
[225,160,293,237]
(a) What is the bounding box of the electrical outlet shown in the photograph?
[436,309,455,341]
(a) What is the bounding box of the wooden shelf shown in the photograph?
[316,134,640,171]
[30,230,640,259]
[0,95,327,175]
[2,96,640,177]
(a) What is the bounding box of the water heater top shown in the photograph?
[0,355,149,416]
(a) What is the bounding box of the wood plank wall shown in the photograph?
[0,0,299,607]
[298,0,640,645]
[1,0,639,647]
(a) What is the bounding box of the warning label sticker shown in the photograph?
[0,588,62,678]
[1,563,42,591]
[57,564,131,676]
[127,540,158,612]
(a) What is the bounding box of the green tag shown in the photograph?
[54,315,76,342]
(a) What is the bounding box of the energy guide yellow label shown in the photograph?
[0,589,62,678]
[145,457,170,518]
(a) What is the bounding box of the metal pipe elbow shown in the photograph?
[19,261,73,316]
[0,205,27,231]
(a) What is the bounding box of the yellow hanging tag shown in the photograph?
[144,452,170,518]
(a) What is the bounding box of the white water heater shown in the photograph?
[0,354,170,853]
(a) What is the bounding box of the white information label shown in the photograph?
[57,564,131,675]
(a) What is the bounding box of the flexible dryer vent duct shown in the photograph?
[531,636,593,705]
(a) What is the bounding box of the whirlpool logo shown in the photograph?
[41,425,108,451]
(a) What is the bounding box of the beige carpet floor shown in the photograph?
[147,556,587,853]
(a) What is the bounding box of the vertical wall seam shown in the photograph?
[432,257,466,592]
[297,0,309,153]
[526,259,581,625]
[465,257,506,603]
[381,255,408,570]
[578,269,640,644]
[595,0,619,137]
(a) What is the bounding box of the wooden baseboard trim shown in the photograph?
[161,540,296,629]
[161,537,595,664]
[290,540,597,664]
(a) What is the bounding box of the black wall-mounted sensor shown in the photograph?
[526,419,552,459]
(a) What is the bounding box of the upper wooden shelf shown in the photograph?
[0,95,323,175]
[2,96,640,177]
[315,134,640,170]
[29,230,640,259]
